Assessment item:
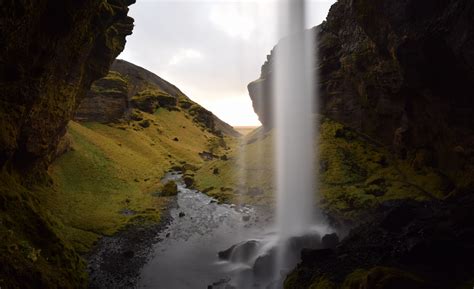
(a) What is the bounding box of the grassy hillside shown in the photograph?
[194,117,464,222]
[44,108,231,252]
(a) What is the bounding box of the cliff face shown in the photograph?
[77,59,240,137]
[0,0,134,180]
[248,0,474,178]
[0,1,134,288]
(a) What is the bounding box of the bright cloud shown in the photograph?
[119,0,336,126]
[168,49,203,66]
[209,5,256,40]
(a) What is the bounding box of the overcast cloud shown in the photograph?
[119,0,336,126]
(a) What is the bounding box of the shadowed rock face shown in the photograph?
[248,0,474,174]
[0,0,135,179]
[284,194,474,289]
[75,71,130,122]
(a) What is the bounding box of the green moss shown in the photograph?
[161,181,178,196]
[283,269,304,289]
[0,172,87,289]
[90,71,128,95]
[308,277,336,289]
[131,88,177,113]
[317,118,454,219]
[46,109,217,252]
[341,267,425,289]
[198,118,457,219]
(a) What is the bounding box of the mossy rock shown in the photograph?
[161,181,178,196]
[183,176,194,188]
[342,267,426,289]
[131,88,177,113]
[179,100,193,109]
[139,119,151,128]
[309,277,336,289]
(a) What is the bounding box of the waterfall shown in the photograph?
[219,2,328,288]
[274,0,318,240]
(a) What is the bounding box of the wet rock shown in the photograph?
[300,248,335,264]
[321,233,339,249]
[231,240,259,263]
[287,233,322,253]
[253,248,277,279]
[123,250,134,259]
[218,245,236,260]
[183,176,194,188]
[287,194,474,289]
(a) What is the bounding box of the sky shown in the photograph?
[119,0,336,126]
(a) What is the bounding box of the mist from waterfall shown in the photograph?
[209,2,328,288]
[274,0,318,240]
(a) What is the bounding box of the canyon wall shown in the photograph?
[249,0,474,177]
[0,1,134,288]
[0,0,134,180]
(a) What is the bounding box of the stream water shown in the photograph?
[137,172,331,289]
[138,172,265,289]
[139,2,325,287]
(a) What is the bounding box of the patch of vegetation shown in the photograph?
[196,118,459,221]
[0,172,87,289]
[90,71,128,95]
[131,88,176,113]
[160,181,178,196]
[341,267,425,289]
[194,127,275,205]
[318,118,454,220]
[45,109,218,253]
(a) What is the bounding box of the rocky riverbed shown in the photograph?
[87,172,271,289]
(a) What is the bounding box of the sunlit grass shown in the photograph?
[45,109,219,252]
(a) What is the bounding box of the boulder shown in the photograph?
[321,233,339,249]
[161,181,178,197]
[183,176,194,188]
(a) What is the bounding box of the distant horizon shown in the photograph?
[119,0,336,126]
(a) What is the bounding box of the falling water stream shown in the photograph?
[138,1,330,288]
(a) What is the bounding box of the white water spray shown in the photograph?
[212,2,327,288]
[274,0,318,239]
